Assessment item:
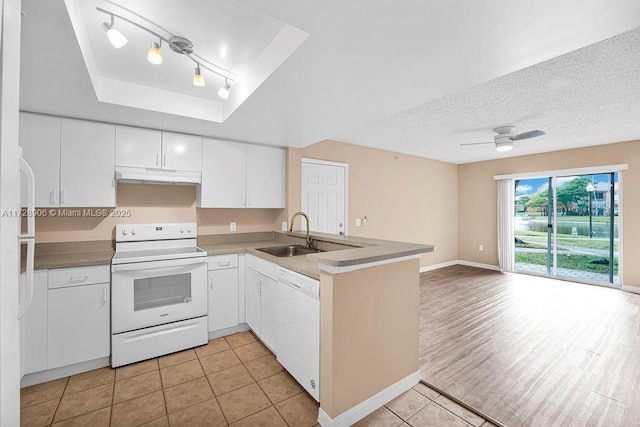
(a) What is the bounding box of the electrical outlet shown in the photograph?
[478,244,484,251]
[230,222,237,232]
[362,216,367,226]
[355,218,362,227]
[282,221,288,231]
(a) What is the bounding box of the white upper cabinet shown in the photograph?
[199,138,247,208]
[162,133,202,172]
[60,119,116,207]
[199,140,284,209]
[115,128,201,172]
[19,113,116,207]
[246,145,285,208]
[115,126,161,169]
[19,113,61,207]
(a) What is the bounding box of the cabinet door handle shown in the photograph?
[156,154,159,166]
[218,261,230,267]
[102,287,107,305]
[60,190,65,204]
[49,190,56,205]
[69,275,88,283]
[247,196,251,207]
[163,155,167,167]
[209,274,213,290]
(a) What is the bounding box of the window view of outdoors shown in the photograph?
[514,173,619,284]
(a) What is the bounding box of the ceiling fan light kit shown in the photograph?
[97,6,237,100]
[461,125,546,152]
[495,139,514,152]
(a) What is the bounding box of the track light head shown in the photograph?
[147,40,163,65]
[217,79,231,100]
[193,64,205,87]
[101,16,127,48]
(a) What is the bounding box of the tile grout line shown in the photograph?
[108,379,115,426]
[157,361,171,424]
[48,376,69,426]
[196,346,231,426]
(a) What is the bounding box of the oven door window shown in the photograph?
[133,273,192,311]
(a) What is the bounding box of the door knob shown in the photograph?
[339,223,343,227]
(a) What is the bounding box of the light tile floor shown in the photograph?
[21,330,494,427]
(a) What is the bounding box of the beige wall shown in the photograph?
[287,140,459,267]
[320,258,420,418]
[458,140,640,285]
[35,183,283,242]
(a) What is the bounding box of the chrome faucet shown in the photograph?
[288,211,313,248]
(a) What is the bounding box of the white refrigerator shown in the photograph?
[18,146,36,379]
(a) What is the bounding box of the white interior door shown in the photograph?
[301,159,347,235]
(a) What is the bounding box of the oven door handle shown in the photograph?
[112,257,206,272]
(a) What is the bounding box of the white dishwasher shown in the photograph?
[276,267,320,401]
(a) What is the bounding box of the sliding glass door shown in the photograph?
[514,173,619,286]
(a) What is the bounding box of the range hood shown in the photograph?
[115,166,201,185]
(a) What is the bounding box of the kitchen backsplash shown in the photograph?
[34,183,285,242]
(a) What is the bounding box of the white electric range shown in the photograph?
[111,222,208,367]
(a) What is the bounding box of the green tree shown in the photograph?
[557,177,591,214]
[525,189,550,215]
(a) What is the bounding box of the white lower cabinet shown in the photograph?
[20,270,48,377]
[20,265,111,379]
[245,254,278,353]
[48,280,110,369]
[208,254,240,332]
[245,266,262,335]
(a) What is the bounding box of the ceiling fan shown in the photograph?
[461,126,546,152]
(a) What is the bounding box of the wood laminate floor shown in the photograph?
[419,265,640,427]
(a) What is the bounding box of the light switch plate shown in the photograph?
[478,244,484,251]
[230,222,237,232]
[282,221,288,231]
[355,218,362,227]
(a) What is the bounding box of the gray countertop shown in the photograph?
[198,231,434,279]
[28,241,114,271]
[28,232,434,279]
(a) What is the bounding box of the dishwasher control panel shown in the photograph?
[278,268,319,299]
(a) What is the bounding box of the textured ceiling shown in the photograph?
[335,26,640,164]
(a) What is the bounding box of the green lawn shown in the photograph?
[515,252,618,275]
[518,215,618,224]
[515,230,618,251]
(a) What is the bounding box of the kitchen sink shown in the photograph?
[256,245,324,257]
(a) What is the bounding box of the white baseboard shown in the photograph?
[457,260,502,271]
[21,357,110,388]
[419,260,459,273]
[208,323,250,340]
[420,260,501,273]
[622,285,640,295]
[318,371,420,427]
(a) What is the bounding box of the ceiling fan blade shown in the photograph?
[460,141,494,146]
[510,130,545,141]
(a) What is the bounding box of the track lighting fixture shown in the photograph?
[147,40,163,65]
[193,64,205,87]
[101,15,128,48]
[217,79,231,100]
[97,6,237,101]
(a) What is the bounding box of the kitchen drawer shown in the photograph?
[208,253,239,270]
[48,265,110,289]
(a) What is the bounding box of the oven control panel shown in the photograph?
[116,222,197,242]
